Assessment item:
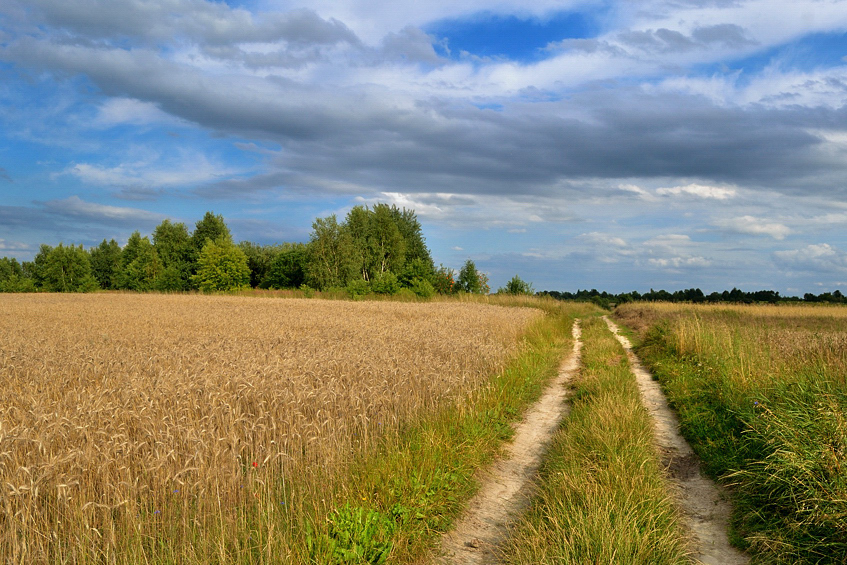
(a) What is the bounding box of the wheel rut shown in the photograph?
[603,316,748,565]
[436,319,583,565]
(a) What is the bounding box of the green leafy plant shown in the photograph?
[322,504,397,564]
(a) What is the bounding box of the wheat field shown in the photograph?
[0,293,541,563]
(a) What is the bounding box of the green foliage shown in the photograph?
[191,236,250,292]
[499,274,534,295]
[153,220,192,290]
[370,271,399,295]
[265,243,307,289]
[431,264,455,294]
[0,257,35,292]
[346,278,371,299]
[317,504,397,564]
[41,243,98,292]
[116,232,161,291]
[89,239,122,290]
[345,204,406,283]
[306,215,356,290]
[299,283,315,298]
[237,241,282,288]
[456,259,488,294]
[28,244,53,289]
[410,277,435,298]
[191,211,230,251]
[398,257,434,288]
[634,310,847,563]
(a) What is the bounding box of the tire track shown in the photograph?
[437,319,583,565]
[604,316,748,565]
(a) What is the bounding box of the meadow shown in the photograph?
[0,293,591,563]
[615,303,847,564]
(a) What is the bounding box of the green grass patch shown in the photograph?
[501,316,689,564]
[623,303,847,564]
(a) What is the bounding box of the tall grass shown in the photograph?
[616,303,847,564]
[502,316,689,564]
[0,293,594,563]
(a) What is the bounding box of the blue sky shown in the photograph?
[2,0,847,294]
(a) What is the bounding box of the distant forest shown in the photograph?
[540,288,847,308]
[0,206,498,297]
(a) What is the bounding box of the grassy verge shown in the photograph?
[501,316,689,564]
[617,303,847,564]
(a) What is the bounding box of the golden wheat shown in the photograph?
[0,293,541,563]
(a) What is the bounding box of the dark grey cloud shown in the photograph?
[619,24,755,53]
[555,23,755,55]
[378,26,444,65]
[8,28,845,203]
[14,1,359,48]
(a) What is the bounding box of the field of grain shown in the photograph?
[616,303,847,564]
[0,293,542,563]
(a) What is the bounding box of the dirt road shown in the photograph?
[604,316,748,565]
[437,320,583,565]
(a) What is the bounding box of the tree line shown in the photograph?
[0,205,497,297]
[540,287,847,307]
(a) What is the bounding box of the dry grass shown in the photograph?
[0,293,541,563]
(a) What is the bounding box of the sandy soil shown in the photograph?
[436,320,583,565]
[604,316,749,565]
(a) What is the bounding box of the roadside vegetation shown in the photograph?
[502,315,690,564]
[0,293,594,563]
[616,303,847,564]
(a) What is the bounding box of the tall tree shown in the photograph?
[153,220,192,290]
[238,241,282,288]
[388,205,433,268]
[192,212,231,251]
[457,259,486,294]
[265,243,307,289]
[116,232,160,291]
[0,257,35,292]
[42,244,98,292]
[89,239,122,289]
[192,236,250,291]
[305,215,355,290]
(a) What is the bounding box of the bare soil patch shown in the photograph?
[437,320,583,564]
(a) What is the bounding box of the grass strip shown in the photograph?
[501,316,689,564]
[622,304,847,564]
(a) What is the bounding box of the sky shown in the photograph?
[1,0,847,294]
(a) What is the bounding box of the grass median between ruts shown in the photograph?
[501,315,689,564]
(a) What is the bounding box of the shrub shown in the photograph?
[410,278,435,299]
[371,272,399,295]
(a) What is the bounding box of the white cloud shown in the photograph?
[774,243,847,273]
[93,98,178,127]
[648,256,710,268]
[43,196,164,223]
[0,239,30,251]
[656,183,736,200]
[716,215,791,239]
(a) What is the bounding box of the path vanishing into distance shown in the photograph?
[437,320,583,564]
[437,316,748,564]
[604,316,748,565]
